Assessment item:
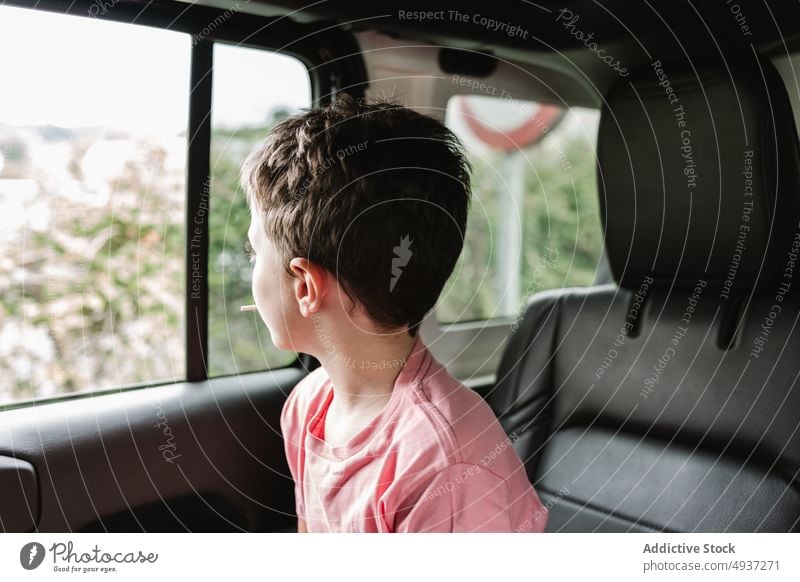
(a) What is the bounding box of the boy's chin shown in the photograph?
[269,333,291,352]
[268,329,299,353]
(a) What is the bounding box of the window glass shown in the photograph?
[0,7,190,404]
[438,95,605,324]
[208,44,311,376]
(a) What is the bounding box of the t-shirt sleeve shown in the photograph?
[280,384,306,521]
[392,463,514,532]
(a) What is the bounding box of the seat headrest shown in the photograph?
[598,54,800,293]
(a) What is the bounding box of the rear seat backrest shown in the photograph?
[489,53,800,532]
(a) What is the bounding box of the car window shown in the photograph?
[437,95,606,324]
[207,43,311,377]
[0,7,190,404]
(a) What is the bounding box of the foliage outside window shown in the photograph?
[438,96,605,324]
[207,44,311,377]
[0,7,189,403]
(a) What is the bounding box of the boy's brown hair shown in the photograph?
[241,94,471,336]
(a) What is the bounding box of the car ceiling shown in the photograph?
[168,0,800,106]
[184,1,800,60]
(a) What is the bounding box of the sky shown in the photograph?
[0,5,311,134]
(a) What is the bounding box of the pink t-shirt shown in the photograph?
[280,335,549,533]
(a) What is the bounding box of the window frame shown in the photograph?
[1,0,367,403]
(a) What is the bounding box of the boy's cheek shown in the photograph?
[251,267,273,322]
[251,269,294,349]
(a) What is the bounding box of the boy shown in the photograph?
[241,94,548,532]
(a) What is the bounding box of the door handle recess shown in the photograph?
[0,455,39,532]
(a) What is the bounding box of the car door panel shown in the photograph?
[0,368,304,532]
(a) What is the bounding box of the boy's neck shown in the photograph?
[316,330,418,412]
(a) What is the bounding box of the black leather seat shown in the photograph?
[489,53,800,532]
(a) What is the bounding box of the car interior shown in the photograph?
[2,0,800,533]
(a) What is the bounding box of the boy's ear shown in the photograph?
[288,257,328,317]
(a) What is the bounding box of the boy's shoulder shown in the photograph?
[280,365,329,429]
[390,355,512,468]
[280,347,513,468]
